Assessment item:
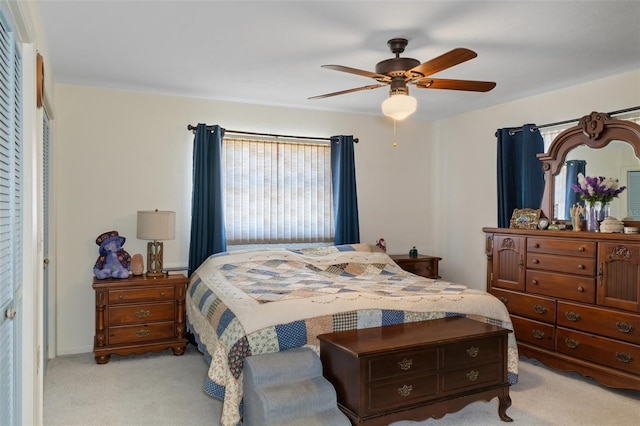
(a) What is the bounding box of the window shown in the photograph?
[222,138,334,245]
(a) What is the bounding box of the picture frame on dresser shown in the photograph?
[484,111,640,391]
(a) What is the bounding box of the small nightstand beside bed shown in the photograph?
[185,243,518,426]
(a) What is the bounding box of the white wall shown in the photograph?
[53,86,433,355]
[431,70,640,288]
[55,70,640,356]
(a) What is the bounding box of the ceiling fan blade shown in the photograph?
[321,65,389,81]
[408,48,478,78]
[415,78,496,92]
[308,83,387,100]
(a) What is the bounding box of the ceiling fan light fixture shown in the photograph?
[381,92,417,121]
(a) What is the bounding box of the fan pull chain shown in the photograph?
[392,120,398,147]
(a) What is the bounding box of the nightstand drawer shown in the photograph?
[441,362,502,392]
[368,348,437,381]
[369,373,438,412]
[108,286,175,304]
[108,321,175,345]
[108,302,174,325]
[442,337,500,367]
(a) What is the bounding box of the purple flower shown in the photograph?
[571,173,626,205]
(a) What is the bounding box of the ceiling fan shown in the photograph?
[309,38,496,120]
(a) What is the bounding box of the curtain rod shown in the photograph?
[500,106,640,136]
[187,125,358,143]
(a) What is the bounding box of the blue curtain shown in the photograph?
[188,124,226,276]
[497,124,545,227]
[565,160,587,217]
[331,135,360,245]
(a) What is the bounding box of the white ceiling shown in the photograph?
[37,0,640,121]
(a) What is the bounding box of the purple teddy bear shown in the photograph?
[93,231,131,279]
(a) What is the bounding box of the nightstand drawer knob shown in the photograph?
[118,294,124,300]
[397,384,413,397]
[160,291,166,297]
[135,310,151,319]
[398,358,413,370]
[135,329,150,338]
[466,346,479,357]
[466,370,479,382]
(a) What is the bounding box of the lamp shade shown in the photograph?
[381,93,417,121]
[137,210,175,241]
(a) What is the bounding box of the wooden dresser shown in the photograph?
[318,317,512,425]
[92,274,188,364]
[484,228,640,390]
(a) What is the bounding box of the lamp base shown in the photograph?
[146,241,165,277]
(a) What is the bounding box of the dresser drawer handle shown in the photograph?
[531,279,538,285]
[160,291,166,297]
[533,304,547,314]
[532,329,545,339]
[466,346,479,357]
[577,286,584,293]
[135,329,150,338]
[498,296,508,305]
[578,246,585,252]
[532,259,539,264]
[565,312,581,322]
[466,370,479,382]
[616,352,633,363]
[577,264,585,270]
[118,294,124,300]
[616,322,634,334]
[398,358,413,370]
[397,384,413,397]
[564,338,580,349]
[135,310,151,319]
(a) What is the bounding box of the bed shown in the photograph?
[186,243,518,426]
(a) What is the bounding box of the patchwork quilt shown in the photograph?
[186,243,518,426]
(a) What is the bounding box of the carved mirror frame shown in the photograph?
[537,111,640,220]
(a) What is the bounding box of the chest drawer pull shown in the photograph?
[135,329,150,337]
[616,322,635,333]
[398,358,413,370]
[135,309,151,319]
[466,370,479,382]
[397,385,413,397]
[565,312,581,322]
[466,346,479,358]
[616,352,633,363]
[531,329,545,339]
[564,338,580,349]
[533,304,547,314]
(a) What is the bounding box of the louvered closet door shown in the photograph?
[0,10,23,426]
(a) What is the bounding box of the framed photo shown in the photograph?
[510,208,541,229]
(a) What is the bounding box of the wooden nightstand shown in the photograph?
[92,274,188,364]
[390,254,442,279]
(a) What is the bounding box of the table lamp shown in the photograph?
[137,210,175,277]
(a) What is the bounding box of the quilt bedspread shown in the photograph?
[186,244,518,426]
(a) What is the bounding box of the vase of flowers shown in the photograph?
[571,173,626,232]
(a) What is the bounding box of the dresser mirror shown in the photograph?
[553,141,640,220]
[537,111,640,222]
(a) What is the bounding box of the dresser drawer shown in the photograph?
[491,288,556,323]
[368,373,438,412]
[108,286,175,304]
[108,321,175,345]
[441,362,502,393]
[557,328,640,375]
[368,348,437,381]
[442,336,500,368]
[526,253,595,276]
[108,302,175,326]
[527,238,596,258]
[511,315,555,349]
[526,270,595,303]
[557,301,640,345]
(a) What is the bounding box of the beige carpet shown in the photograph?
[44,344,640,426]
